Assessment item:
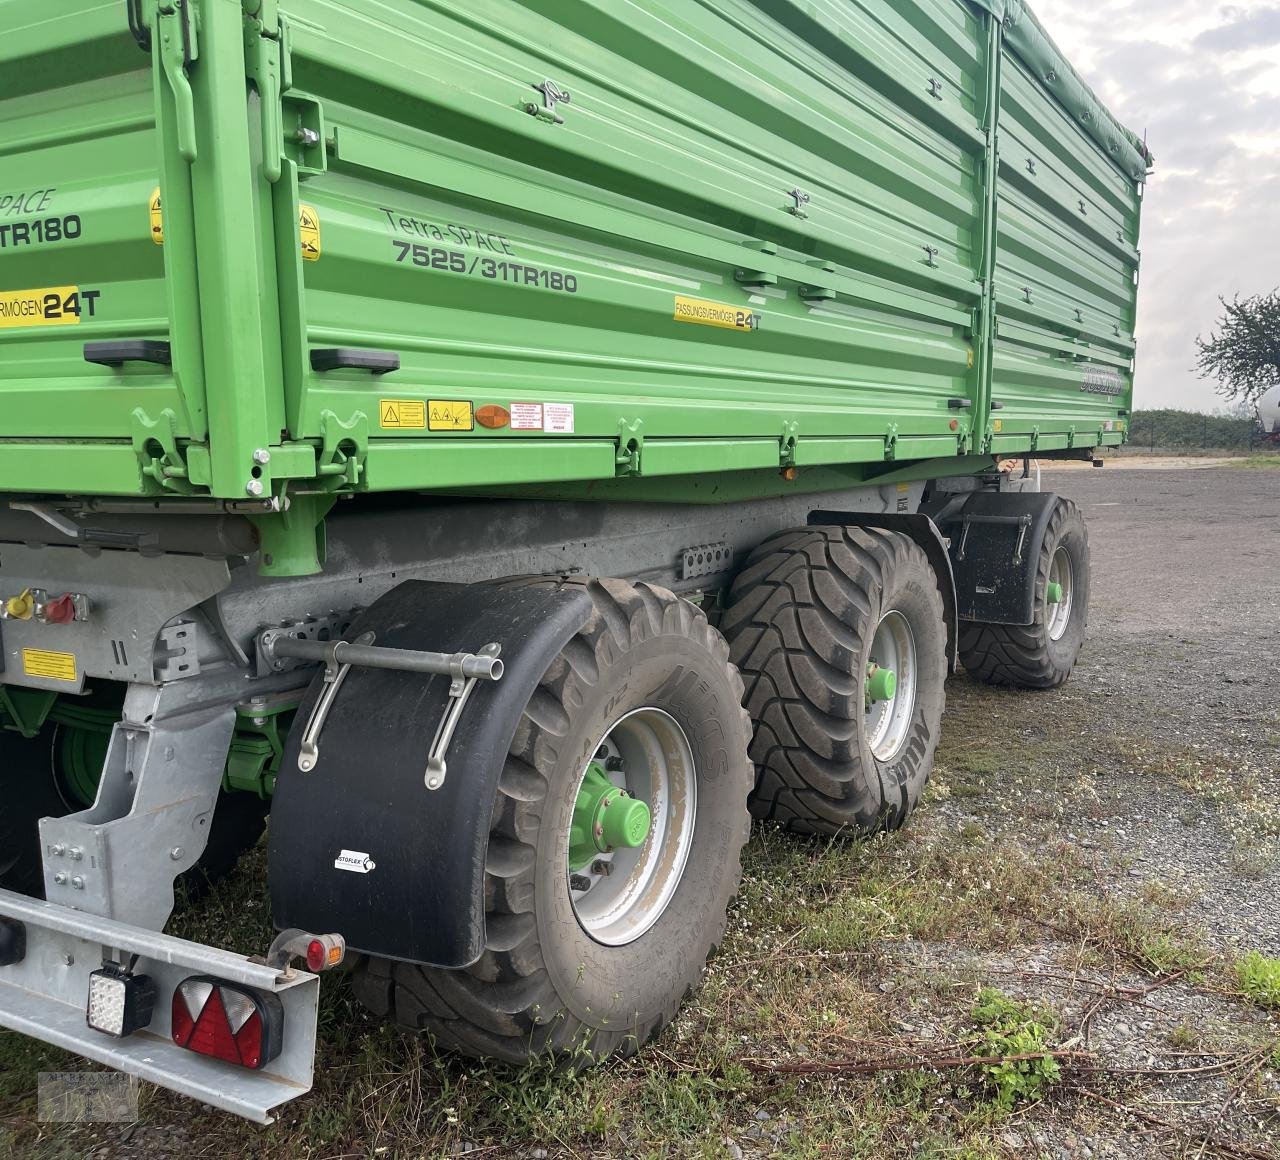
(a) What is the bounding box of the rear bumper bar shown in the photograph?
[0,888,319,1123]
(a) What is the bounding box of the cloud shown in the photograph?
[1194,6,1280,51]
[1030,0,1280,409]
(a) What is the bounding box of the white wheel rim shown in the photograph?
[865,610,918,763]
[1047,547,1074,642]
[566,707,696,947]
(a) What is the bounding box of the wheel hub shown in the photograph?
[569,761,652,871]
[864,609,918,763]
[565,707,697,947]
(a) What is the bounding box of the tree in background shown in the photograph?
[1195,290,1280,406]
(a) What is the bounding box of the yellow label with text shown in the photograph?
[428,400,475,431]
[22,648,77,683]
[0,287,83,329]
[673,296,761,332]
[379,399,427,429]
[150,187,164,245]
[992,419,1003,433]
[299,204,321,261]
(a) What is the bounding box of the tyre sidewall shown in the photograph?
[861,543,947,827]
[532,628,747,1035]
[1042,505,1089,671]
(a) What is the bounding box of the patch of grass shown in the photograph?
[1226,454,1280,468]
[969,988,1063,1110]
[1237,952,1280,1009]
[1166,1023,1199,1051]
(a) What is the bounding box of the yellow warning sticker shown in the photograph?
[149,193,320,260]
[0,287,84,329]
[150,187,164,245]
[993,419,1004,433]
[673,295,761,333]
[299,204,321,262]
[428,400,475,432]
[22,648,77,683]
[380,399,426,429]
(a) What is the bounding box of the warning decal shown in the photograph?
[150,188,164,245]
[379,399,427,429]
[428,400,474,432]
[22,648,77,683]
[299,204,321,261]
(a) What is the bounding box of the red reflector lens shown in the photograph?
[172,977,284,1070]
[305,939,326,973]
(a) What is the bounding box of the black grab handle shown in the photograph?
[84,340,172,367]
[310,348,400,375]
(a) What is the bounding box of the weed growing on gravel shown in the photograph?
[969,988,1062,1110]
[1237,952,1280,1009]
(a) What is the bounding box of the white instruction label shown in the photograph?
[510,402,543,431]
[543,403,575,433]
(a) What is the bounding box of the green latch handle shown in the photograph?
[158,4,199,164]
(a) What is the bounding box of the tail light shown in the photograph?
[171,977,284,1070]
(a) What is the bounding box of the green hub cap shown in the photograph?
[1046,580,1064,605]
[569,762,652,871]
[865,663,897,705]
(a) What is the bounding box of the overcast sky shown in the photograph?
[1030,0,1280,411]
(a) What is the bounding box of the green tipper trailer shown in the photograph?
[0,0,1148,1120]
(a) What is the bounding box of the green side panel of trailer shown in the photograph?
[0,0,1146,501]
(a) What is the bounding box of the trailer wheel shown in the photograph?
[721,527,948,835]
[958,498,1089,689]
[351,579,753,1064]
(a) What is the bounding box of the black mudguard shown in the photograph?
[933,491,1059,625]
[268,579,592,968]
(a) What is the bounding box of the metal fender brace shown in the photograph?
[259,630,504,785]
[267,579,594,968]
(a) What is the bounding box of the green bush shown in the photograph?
[1238,952,1280,1008]
[970,988,1062,1110]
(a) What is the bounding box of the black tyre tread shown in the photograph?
[957,498,1087,689]
[351,577,753,1064]
[721,526,947,836]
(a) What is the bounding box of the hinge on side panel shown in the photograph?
[616,419,643,477]
[317,411,368,488]
[780,420,799,469]
[884,423,899,462]
[131,408,195,495]
[526,80,571,125]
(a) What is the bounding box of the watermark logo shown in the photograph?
[38,1072,138,1123]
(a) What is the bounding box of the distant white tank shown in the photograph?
[1258,385,1280,439]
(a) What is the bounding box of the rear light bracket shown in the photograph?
[0,886,319,1123]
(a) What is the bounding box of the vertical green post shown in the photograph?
[971,9,1004,452]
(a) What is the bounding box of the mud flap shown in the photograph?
[935,492,1058,625]
[268,579,592,968]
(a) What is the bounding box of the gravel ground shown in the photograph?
[915,463,1280,1159]
[1047,463,1280,952]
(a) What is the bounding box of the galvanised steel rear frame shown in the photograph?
[0,0,1148,577]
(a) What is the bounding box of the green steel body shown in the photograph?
[0,0,1147,571]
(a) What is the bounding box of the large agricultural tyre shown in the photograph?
[351,578,753,1064]
[720,526,948,836]
[958,498,1089,689]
